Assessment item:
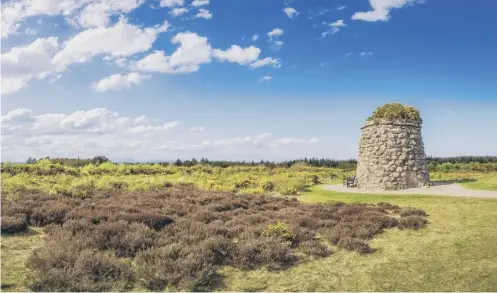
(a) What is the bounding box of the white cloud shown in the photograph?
[331,19,346,27]
[267,28,284,39]
[259,76,272,82]
[1,108,179,140]
[160,0,184,7]
[115,58,129,67]
[126,121,179,134]
[195,8,212,19]
[213,45,261,65]
[52,18,169,71]
[70,0,144,28]
[283,7,299,19]
[321,19,346,38]
[191,0,209,7]
[1,0,145,38]
[252,34,259,41]
[133,32,212,73]
[308,7,331,19]
[1,0,91,38]
[170,7,188,16]
[134,33,274,73]
[267,28,284,50]
[189,126,205,132]
[352,0,422,22]
[271,40,284,51]
[0,108,34,124]
[213,133,272,146]
[249,57,281,69]
[360,52,373,56]
[1,108,326,161]
[336,5,346,11]
[25,28,37,35]
[92,72,150,92]
[343,52,353,58]
[103,56,129,67]
[269,137,320,148]
[1,37,59,95]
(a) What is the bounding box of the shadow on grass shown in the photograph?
[0,284,14,290]
[1,227,41,237]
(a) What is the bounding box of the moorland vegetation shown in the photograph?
[2,184,428,291]
[2,157,497,198]
[1,156,497,291]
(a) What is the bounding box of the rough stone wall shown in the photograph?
[356,119,430,190]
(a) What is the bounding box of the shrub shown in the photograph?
[2,185,427,291]
[114,211,174,231]
[135,244,219,291]
[261,180,275,192]
[1,214,28,234]
[92,221,157,257]
[196,236,235,266]
[262,221,296,243]
[233,237,297,270]
[377,202,402,213]
[400,208,427,217]
[296,216,320,230]
[27,231,133,292]
[337,237,374,254]
[30,202,73,226]
[367,102,421,122]
[135,245,183,291]
[299,240,332,257]
[398,215,428,229]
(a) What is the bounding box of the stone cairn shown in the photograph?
[356,103,430,190]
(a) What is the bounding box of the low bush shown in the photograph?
[299,239,332,257]
[1,214,28,234]
[337,237,374,254]
[262,221,296,243]
[233,237,297,270]
[398,215,428,230]
[400,208,427,217]
[26,229,134,292]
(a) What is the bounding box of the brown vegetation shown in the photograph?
[1,186,428,291]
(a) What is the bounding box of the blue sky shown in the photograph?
[1,0,496,162]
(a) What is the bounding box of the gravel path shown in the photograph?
[323,182,497,199]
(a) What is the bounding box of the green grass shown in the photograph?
[460,180,497,191]
[430,172,497,191]
[222,186,497,291]
[1,228,44,291]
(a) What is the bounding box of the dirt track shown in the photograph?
[323,182,497,199]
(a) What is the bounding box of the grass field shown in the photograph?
[222,186,497,291]
[2,185,496,292]
[431,172,497,191]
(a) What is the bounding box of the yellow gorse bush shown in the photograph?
[1,162,348,197]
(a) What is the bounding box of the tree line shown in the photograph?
[24,155,497,169]
[26,156,109,167]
